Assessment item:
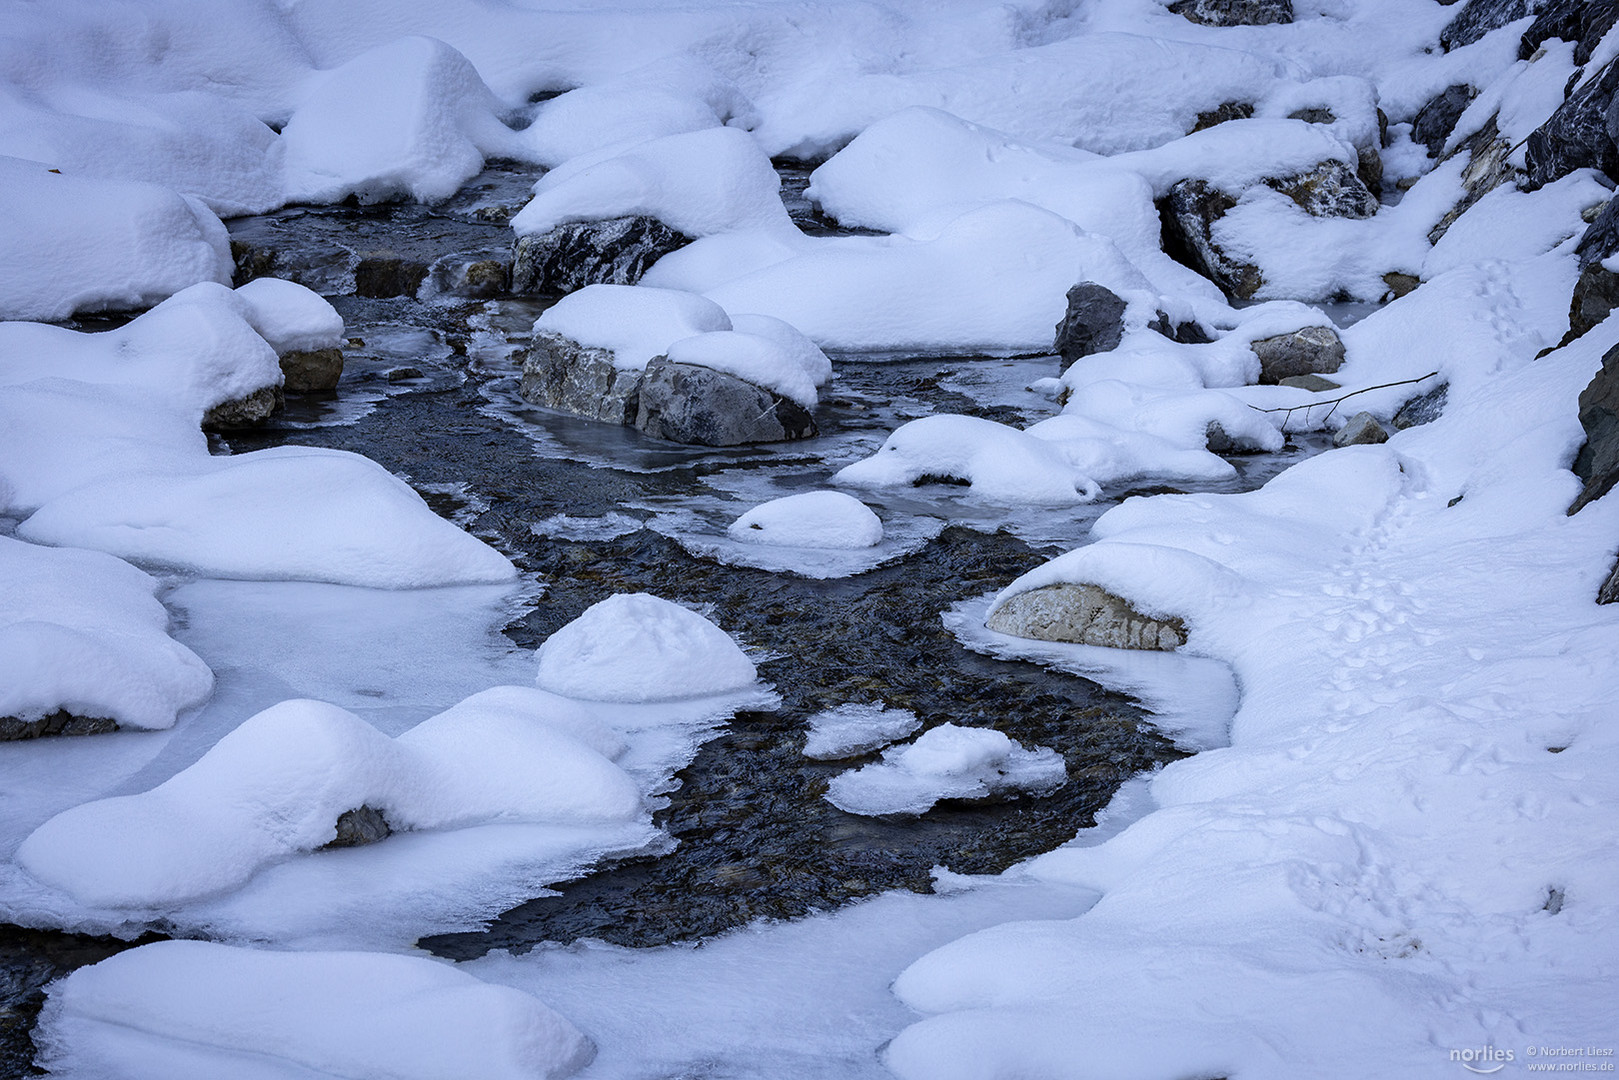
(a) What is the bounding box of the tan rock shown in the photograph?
[987,583,1186,651]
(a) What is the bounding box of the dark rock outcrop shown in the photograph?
[1566,261,1619,344]
[203,384,283,429]
[1412,84,1477,156]
[1169,0,1292,26]
[0,711,118,741]
[1441,0,1556,52]
[1271,160,1380,218]
[325,805,393,848]
[1393,382,1449,429]
[518,331,643,425]
[354,253,429,298]
[1206,419,1274,453]
[1191,101,1254,133]
[1429,116,1516,244]
[279,347,344,393]
[987,583,1186,651]
[1524,58,1619,190]
[510,216,692,295]
[1570,342,1619,513]
[1053,282,1128,364]
[1251,325,1347,383]
[1519,0,1619,64]
[1576,197,1619,269]
[635,358,818,446]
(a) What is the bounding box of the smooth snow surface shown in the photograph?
[533,285,731,370]
[827,723,1067,816]
[728,491,883,549]
[36,940,594,1080]
[534,593,759,703]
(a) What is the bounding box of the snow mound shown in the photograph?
[728,491,883,549]
[802,703,920,760]
[666,330,823,408]
[534,284,732,370]
[233,277,346,354]
[826,723,1067,816]
[0,155,231,322]
[16,694,641,908]
[280,36,522,205]
[0,536,212,731]
[535,593,758,703]
[17,443,516,589]
[36,940,593,1080]
[512,125,789,238]
[837,414,1101,506]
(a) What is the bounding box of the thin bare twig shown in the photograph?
[1249,370,1440,428]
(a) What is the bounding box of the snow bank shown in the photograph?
[281,36,522,205]
[534,593,758,703]
[802,703,920,760]
[0,156,231,322]
[16,694,641,907]
[0,536,212,731]
[534,285,731,370]
[233,277,346,354]
[728,491,882,549]
[826,723,1066,816]
[36,940,593,1080]
[512,126,788,238]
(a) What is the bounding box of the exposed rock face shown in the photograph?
[0,711,119,741]
[1168,0,1292,26]
[1278,373,1341,391]
[1393,382,1449,429]
[1524,58,1619,190]
[1160,179,1263,298]
[510,216,692,295]
[1519,0,1619,64]
[1412,84,1477,156]
[203,384,283,429]
[1575,197,1619,269]
[1191,100,1254,133]
[1251,325,1346,383]
[518,331,643,424]
[1429,117,1516,244]
[1441,0,1556,52]
[1160,163,1377,298]
[987,583,1186,651]
[325,805,393,849]
[354,253,429,298]
[279,347,344,393]
[1333,411,1391,446]
[1206,419,1272,453]
[1053,282,1128,364]
[1566,261,1619,344]
[635,358,818,446]
[430,256,509,299]
[1599,561,1619,604]
[1383,271,1420,299]
[1570,342,1619,513]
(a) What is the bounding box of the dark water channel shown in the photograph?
[1,161,1326,1069]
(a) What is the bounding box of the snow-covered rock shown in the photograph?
[728,491,883,549]
[826,723,1067,816]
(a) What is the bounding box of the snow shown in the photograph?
[35,940,594,1080]
[533,284,731,370]
[728,491,883,549]
[0,536,212,731]
[534,593,759,703]
[802,703,920,761]
[233,277,345,354]
[827,723,1068,816]
[0,155,232,322]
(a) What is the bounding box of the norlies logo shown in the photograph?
[1452,1047,1516,1074]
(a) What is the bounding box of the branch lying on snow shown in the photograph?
[1249,371,1440,428]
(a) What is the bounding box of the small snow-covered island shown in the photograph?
[3,0,1618,1075]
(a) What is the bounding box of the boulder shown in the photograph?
[202,384,283,429]
[325,805,392,849]
[1270,160,1380,219]
[1190,101,1255,133]
[1575,197,1619,269]
[518,330,643,425]
[510,216,692,295]
[1565,260,1619,344]
[1279,373,1342,391]
[635,357,818,446]
[1411,84,1477,157]
[1569,342,1619,513]
[1332,411,1391,446]
[0,711,119,741]
[1168,0,1292,26]
[1206,420,1272,453]
[1441,0,1556,51]
[428,255,510,299]
[279,347,344,393]
[987,583,1186,651]
[1392,382,1449,428]
[1519,0,1619,64]
[353,252,429,298]
[1053,282,1128,364]
[1251,325,1346,383]
[1599,560,1619,604]
[1160,179,1264,298]
[1428,117,1516,243]
[1524,57,1619,190]
[1383,271,1421,299]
